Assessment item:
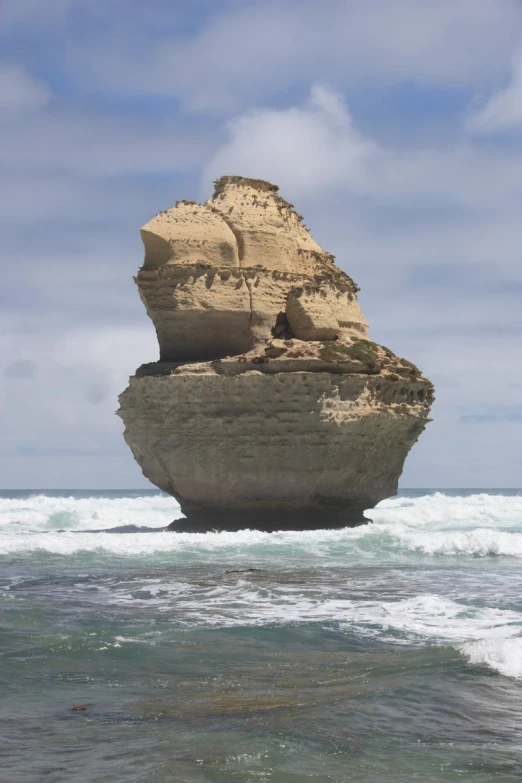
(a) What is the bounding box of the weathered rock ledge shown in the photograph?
[118,176,433,530]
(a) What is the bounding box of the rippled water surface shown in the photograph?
[1,489,522,782]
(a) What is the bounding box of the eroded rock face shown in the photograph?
[119,176,434,529]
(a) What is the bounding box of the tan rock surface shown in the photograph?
[286,283,368,341]
[141,200,240,268]
[208,175,326,272]
[119,176,433,529]
[136,176,368,360]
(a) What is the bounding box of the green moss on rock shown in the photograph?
[319,340,381,370]
[398,358,421,377]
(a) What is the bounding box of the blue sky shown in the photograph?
[2,0,522,488]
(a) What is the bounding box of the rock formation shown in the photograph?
[118,176,434,530]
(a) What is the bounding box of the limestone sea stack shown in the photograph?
[118,176,434,529]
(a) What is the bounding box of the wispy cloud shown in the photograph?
[73,0,522,112]
[467,45,522,133]
[0,64,51,111]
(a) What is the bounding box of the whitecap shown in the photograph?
[461,637,522,679]
[0,493,181,532]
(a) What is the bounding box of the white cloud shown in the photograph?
[0,317,157,460]
[467,45,522,133]
[204,84,522,218]
[0,64,51,112]
[203,85,380,194]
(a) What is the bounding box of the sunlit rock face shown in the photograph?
[118,176,434,530]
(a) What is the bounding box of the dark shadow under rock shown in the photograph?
[167,506,371,533]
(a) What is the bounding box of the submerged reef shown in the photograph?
[118,176,433,529]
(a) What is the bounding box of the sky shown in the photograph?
[1,0,522,489]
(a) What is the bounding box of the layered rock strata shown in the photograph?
[119,176,434,530]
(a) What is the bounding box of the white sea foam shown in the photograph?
[113,635,157,645]
[97,580,522,678]
[1,492,521,560]
[461,637,522,679]
[110,584,522,641]
[396,528,522,557]
[3,526,522,559]
[2,491,522,678]
[0,493,181,532]
[367,491,522,529]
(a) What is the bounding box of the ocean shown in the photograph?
[1,489,522,782]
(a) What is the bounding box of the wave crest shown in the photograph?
[1,491,522,561]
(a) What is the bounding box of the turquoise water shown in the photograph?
[1,490,522,782]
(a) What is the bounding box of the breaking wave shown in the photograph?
[0,491,521,561]
[0,493,180,532]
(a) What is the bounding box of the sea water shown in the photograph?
[1,489,522,782]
